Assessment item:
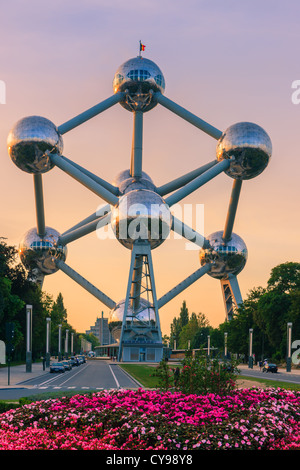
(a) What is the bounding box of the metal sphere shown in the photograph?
[111,189,172,250]
[108,298,156,343]
[113,169,156,195]
[113,56,165,112]
[216,122,272,180]
[7,116,63,174]
[19,227,67,275]
[199,231,248,279]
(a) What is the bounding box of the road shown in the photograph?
[239,365,300,385]
[0,360,141,400]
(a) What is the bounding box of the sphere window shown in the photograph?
[114,73,124,86]
[154,74,165,89]
[127,69,151,81]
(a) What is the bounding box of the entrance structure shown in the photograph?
[7,49,272,362]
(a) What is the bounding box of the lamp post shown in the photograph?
[46,317,51,367]
[71,332,74,356]
[287,322,292,372]
[224,332,228,359]
[26,305,32,372]
[65,329,69,357]
[248,328,253,368]
[207,335,210,357]
[58,324,62,360]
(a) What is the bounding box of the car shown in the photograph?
[263,363,278,373]
[50,362,65,373]
[61,360,72,371]
[70,356,79,366]
[76,355,86,364]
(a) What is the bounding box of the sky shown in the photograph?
[1,0,299,337]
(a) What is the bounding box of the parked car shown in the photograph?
[61,360,72,371]
[76,355,86,364]
[50,362,65,373]
[70,356,79,366]
[263,363,278,373]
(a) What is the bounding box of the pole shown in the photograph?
[65,329,69,357]
[26,305,32,372]
[248,329,253,368]
[224,332,228,359]
[287,322,292,372]
[222,179,243,242]
[58,324,62,360]
[46,317,51,367]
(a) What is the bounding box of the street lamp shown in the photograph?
[58,324,62,360]
[65,329,69,357]
[46,317,51,367]
[287,322,292,372]
[224,332,228,359]
[26,305,32,372]
[207,335,210,357]
[248,328,253,368]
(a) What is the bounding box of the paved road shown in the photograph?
[238,364,300,385]
[0,360,141,400]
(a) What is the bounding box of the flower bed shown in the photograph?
[0,387,300,450]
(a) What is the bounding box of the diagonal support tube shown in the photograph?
[58,92,125,135]
[50,153,119,206]
[56,259,116,310]
[154,92,223,140]
[157,160,218,196]
[61,156,119,196]
[222,179,243,242]
[58,212,111,245]
[165,159,230,207]
[157,263,212,309]
[33,174,46,237]
[62,204,111,236]
[171,215,209,248]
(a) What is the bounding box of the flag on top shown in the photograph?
[140,41,146,52]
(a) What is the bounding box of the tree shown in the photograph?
[179,312,210,349]
[170,300,189,347]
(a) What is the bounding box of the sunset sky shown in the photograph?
[1,0,299,337]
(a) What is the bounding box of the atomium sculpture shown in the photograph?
[7,50,272,362]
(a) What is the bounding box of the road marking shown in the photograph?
[109,365,120,389]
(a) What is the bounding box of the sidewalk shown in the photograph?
[0,363,50,389]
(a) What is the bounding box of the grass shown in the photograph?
[120,364,159,388]
[120,363,300,392]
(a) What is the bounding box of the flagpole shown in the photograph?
[139,40,141,57]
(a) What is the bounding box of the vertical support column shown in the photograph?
[220,274,243,321]
[33,174,46,237]
[26,305,32,372]
[117,241,162,362]
[130,110,143,178]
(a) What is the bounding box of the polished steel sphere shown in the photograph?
[113,56,165,112]
[113,169,156,195]
[111,189,172,249]
[199,231,248,279]
[108,298,156,343]
[7,116,63,174]
[216,122,272,180]
[19,227,67,275]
